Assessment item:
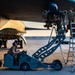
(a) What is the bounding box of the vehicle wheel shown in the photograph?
[19,40,23,48]
[20,63,30,71]
[0,60,2,67]
[52,60,62,71]
[3,40,7,48]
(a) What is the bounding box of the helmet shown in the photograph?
[49,2,58,13]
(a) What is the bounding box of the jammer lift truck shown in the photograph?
[2,23,66,71]
[0,9,67,71]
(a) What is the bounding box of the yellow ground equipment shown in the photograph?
[0,19,26,48]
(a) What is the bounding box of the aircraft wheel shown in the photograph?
[52,60,62,71]
[20,63,30,71]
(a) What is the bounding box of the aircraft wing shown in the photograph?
[0,0,75,22]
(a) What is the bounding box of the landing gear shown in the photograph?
[52,60,62,71]
[20,63,30,71]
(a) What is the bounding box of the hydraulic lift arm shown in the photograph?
[32,30,65,62]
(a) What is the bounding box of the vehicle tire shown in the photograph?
[20,63,30,71]
[19,40,23,48]
[52,60,62,71]
[3,40,7,48]
[0,60,2,67]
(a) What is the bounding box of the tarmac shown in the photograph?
[0,66,75,75]
[0,21,75,75]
